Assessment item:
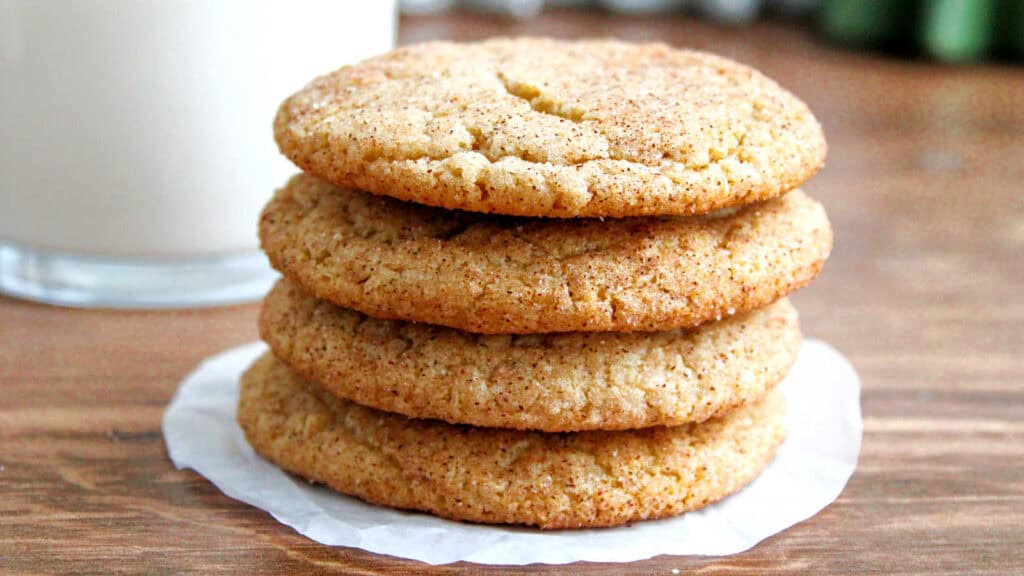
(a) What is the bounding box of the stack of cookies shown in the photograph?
[238,38,831,529]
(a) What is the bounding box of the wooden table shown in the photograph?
[2,11,1022,575]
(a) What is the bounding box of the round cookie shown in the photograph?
[238,353,787,529]
[261,279,800,431]
[274,38,826,218]
[259,174,832,334]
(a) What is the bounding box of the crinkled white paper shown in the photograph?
[163,339,861,565]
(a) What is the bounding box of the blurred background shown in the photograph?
[402,0,1024,63]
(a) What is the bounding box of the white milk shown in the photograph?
[0,1,396,257]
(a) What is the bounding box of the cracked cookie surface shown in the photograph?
[259,174,831,334]
[237,353,787,529]
[274,38,826,218]
[261,279,800,431]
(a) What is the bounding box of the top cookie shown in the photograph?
[274,38,826,218]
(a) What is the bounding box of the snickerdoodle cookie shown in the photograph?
[274,38,825,218]
[259,174,831,334]
[260,279,800,431]
[237,353,786,529]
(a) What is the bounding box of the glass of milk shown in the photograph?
[0,1,396,308]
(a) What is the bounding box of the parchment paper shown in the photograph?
[163,338,861,565]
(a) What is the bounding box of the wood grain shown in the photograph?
[2,10,1022,575]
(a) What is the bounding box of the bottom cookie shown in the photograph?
[238,353,786,529]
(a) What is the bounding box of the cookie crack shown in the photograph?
[505,228,586,313]
[716,215,747,251]
[496,71,585,124]
[305,104,763,181]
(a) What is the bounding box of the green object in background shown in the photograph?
[921,0,997,62]
[817,0,1024,62]
[997,0,1024,58]
[819,0,915,48]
